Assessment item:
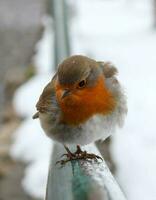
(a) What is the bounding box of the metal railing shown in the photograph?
[51,0,70,67]
[46,0,127,199]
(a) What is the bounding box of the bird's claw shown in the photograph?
[56,159,70,165]
[56,145,103,166]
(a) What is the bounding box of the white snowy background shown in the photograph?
[11,0,156,199]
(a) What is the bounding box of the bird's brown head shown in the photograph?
[55,55,116,125]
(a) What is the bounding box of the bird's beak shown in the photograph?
[61,89,71,99]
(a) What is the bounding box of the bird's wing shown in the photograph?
[97,61,121,95]
[32,75,57,119]
[97,61,118,78]
[98,61,127,126]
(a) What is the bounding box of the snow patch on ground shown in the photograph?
[11,17,53,199]
[11,117,53,198]
[33,16,54,75]
[13,74,52,118]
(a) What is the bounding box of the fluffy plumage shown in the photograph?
[34,55,127,145]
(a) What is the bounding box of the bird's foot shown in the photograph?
[56,145,103,165]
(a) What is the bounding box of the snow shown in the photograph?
[33,16,54,75]
[11,117,52,198]
[22,160,50,198]
[11,0,156,199]
[13,16,54,118]
[11,17,54,199]
[80,144,126,200]
[11,118,52,163]
[13,74,52,117]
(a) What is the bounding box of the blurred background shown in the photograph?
[0,0,156,200]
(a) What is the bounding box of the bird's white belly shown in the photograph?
[39,113,117,145]
[67,114,116,145]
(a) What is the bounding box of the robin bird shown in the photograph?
[33,55,127,164]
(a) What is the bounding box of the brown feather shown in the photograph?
[36,78,56,113]
[58,55,98,85]
[97,61,118,78]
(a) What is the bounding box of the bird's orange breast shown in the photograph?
[56,76,116,126]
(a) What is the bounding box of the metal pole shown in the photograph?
[51,0,70,67]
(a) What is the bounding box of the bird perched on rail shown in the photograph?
[33,55,127,164]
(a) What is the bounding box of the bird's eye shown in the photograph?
[78,80,86,88]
